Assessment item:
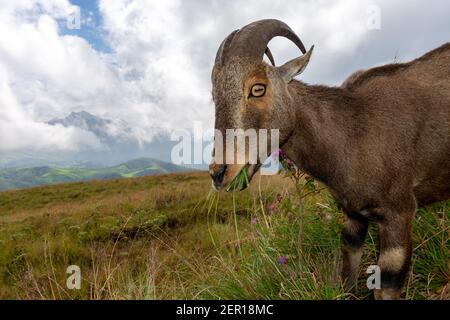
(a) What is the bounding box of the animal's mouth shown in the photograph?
[225,163,262,192]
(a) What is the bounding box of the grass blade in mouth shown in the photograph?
[226,165,249,192]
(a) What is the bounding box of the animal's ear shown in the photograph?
[277,45,314,83]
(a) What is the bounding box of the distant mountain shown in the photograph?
[0,158,191,191]
[47,111,137,145]
[0,151,101,169]
[0,111,180,169]
[1,110,208,170]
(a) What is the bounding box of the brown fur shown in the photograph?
[210,37,450,299]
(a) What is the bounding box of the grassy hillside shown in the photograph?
[0,171,448,299]
[0,158,189,191]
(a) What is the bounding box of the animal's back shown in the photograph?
[343,43,450,89]
[344,43,450,205]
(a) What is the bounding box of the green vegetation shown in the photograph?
[226,165,249,192]
[0,158,188,191]
[0,171,448,299]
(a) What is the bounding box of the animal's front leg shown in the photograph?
[341,213,368,292]
[374,212,413,300]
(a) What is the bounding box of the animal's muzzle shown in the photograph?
[209,164,227,187]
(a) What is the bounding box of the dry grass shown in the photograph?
[0,171,448,299]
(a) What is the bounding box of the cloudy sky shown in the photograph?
[1,0,449,152]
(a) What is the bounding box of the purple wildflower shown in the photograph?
[251,217,257,225]
[277,256,287,265]
[267,203,277,213]
[271,148,283,159]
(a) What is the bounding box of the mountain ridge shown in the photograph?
[1,111,179,169]
[0,157,191,191]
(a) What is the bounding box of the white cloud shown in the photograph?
[0,0,120,151]
[0,63,102,151]
[99,0,213,139]
[1,0,450,153]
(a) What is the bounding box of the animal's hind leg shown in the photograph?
[374,209,414,300]
[341,213,369,291]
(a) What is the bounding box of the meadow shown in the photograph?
[0,170,448,299]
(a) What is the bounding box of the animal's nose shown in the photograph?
[209,164,227,186]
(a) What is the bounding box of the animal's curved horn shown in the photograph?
[265,47,275,66]
[227,19,307,64]
[215,29,239,66]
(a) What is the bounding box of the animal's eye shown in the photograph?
[250,84,266,97]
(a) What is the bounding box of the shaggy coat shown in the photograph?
[209,19,450,299]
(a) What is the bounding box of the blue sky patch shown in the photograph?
[59,0,111,53]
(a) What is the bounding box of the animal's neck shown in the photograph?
[282,82,357,185]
